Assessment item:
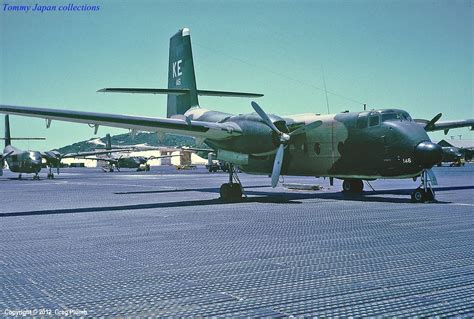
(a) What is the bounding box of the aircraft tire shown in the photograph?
[220,183,232,201]
[230,184,243,200]
[411,188,427,203]
[220,183,242,201]
[425,189,435,202]
[342,179,363,193]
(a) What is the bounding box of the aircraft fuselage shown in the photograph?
[187,108,439,180]
[3,145,42,174]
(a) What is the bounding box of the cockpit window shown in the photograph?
[369,115,380,127]
[356,112,369,129]
[400,111,412,121]
[381,113,399,122]
[357,116,368,129]
[380,110,413,122]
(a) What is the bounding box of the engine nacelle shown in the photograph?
[210,113,287,155]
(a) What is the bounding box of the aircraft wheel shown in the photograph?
[220,183,242,201]
[220,183,232,201]
[425,189,435,202]
[411,188,426,203]
[342,179,363,193]
[230,184,243,199]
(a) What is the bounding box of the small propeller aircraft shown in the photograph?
[0,28,472,201]
[2,115,128,179]
[76,134,180,172]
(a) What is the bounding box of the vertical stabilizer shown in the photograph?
[167,28,199,118]
[5,115,11,147]
[105,134,111,150]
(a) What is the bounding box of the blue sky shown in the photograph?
[1,0,472,149]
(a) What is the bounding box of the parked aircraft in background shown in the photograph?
[78,134,179,172]
[1,28,473,202]
[439,146,464,167]
[2,115,126,179]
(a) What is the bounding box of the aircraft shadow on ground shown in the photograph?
[2,185,472,217]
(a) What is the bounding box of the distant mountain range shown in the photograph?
[56,132,197,154]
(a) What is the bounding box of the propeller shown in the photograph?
[251,101,322,187]
[424,113,442,131]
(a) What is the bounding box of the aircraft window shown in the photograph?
[369,115,380,127]
[382,113,399,122]
[400,112,412,121]
[357,116,368,129]
[314,142,321,155]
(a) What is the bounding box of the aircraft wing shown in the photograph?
[147,154,182,160]
[424,120,474,133]
[415,114,474,134]
[0,105,243,140]
[61,149,132,158]
[83,157,118,164]
[1,150,14,161]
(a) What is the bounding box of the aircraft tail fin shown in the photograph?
[5,115,11,147]
[105,134,111,150]
[167,28,198,118]
[96,28,263,118]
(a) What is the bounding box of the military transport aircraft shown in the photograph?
[76,133,180,172]
[0,28,473,201]
[2,115,128,179]
[439,146,463,166]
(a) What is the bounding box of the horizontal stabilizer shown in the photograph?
[0,137,46,140]
[97,88,189,95]
[197,90,263,98]
[98,88,263,98]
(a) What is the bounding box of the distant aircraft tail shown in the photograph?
[105,133,111,150]
[5,115,11,147]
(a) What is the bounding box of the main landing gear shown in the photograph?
[32,173,40,180]
[411,169,436,203]
[47,167,55,179]
[342,179,364,194]
[219,164,244,202]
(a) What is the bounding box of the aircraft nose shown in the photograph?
[414,141,443,168]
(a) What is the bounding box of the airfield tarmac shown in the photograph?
[0,165,473,317]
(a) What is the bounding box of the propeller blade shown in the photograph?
[251,101,282,134]
[290,120,323,137]
[271,144,285,188]
[424,113,442,130]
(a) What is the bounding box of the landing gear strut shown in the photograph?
[220,164,244,202]
[411,169,436,203]
[342,179,364,194]
[47,167,55,179]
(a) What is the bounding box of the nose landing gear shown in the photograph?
[411,169,437,203]
[47,167,55,179]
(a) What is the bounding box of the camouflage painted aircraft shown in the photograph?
[78,134,179,172]
[0,28,473,201]
[2,115,128,179]
[439,146,463,166]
